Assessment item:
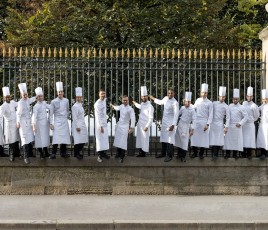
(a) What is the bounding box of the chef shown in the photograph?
[16,83,36,164]
[150,88,179,162]
[223,88,248,159]
[49,82,71,159]
[111,95,135,163]
[174,92,196,162]
[0,87,20,161]
[242,86,259,159]
[94,89,109,163]
[32,87,50,159]
[190,83,213,159]
[72,87,88,160]
[133,86,154,157]
[209,86,230,160]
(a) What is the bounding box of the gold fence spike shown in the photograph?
[105,49,108,58]
[14,47,17,57]
[133,49,136,58]
[8,47,12,57]
[248,49,252,60]
[53,48,57,58]
[210,49,213,59]
[127,48,130,58]
[138,48,141,58]
[36,47,40,57]
[64,48,68,58]
[149,48,153,58]
[183,49,186,59]
[155,48,158,59]
[221,49,225,59]
[254,50,258,60]
[238,49,241,59]
[194,49,197,59]
[82,48,85,58]
[260,50,262,60]
[99,48,102,58]
[172,48,175,59]
[42,48,46,57]
[144,49,147,58]
[88,49,91,58]
[177,49,181,59]
[19,47,23,57]
[110,49,113,58]
[216,50,219,59]
[199,49,203,59]
[161,48,164,59]
[227,50,230,59]
[71,48,74,58]
[121,49,124,58]
[76,48,80,58]
[188,49,192,59]
[205,49,208,59]
[59,47,62,58]
[166,48,170,59]
[115,48,119,58]
[232,49,235,59]
[93,48,97,58]
[243,49,246,60]
[2,47,6,57]
[31,48,34,57]
[48,48,51,58]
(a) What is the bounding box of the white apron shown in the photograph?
[257,123,268,150]
[114,123,129,150]
[174,122,190,150]
[209,124,225,146]
[34,117,50,148]
[72,103,88,145]
[0,125,4,145]
[223,124,243,151]
[136,122,151,152]
[53,116,71,144]
[19,118,34,146]
[191,120,210,148]
[95,127,109,151]
[242,123,256,148]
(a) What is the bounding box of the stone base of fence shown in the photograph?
[0,156,267,195]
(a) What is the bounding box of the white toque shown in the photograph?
[247,86,253,96]
[184,92,192,101]
[233,88,240,98]
[18,83,27,94]
[219,86,226,97]
[2,87,10,97]
[75,87,82,96]
[35,87,43,96]
[56,82,63,91]
[140,86,148,96]
[201,83,208,92]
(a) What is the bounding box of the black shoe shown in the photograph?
[40,153,45,160]
[199,155,204,160]
[181,157,186,162]
[9,155,14,162]
[224,154,230,159]
[190,153,197,158]
[247,154,252,160]
[233,154,239,159]
[49,154,56,159]
[136,153,145,157]
[45,152,50,158]
[24,158,31,164]
[164,156,172,162]
[75,154,83,160]
[155,154,165,158]
[102,153,110,159]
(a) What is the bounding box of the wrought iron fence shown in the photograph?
[0,47,266,156]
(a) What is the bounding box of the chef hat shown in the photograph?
[247,86,253,96]
[140,86,148,96]
[219,86,226,97]
[2,87,10,97]
[261,89,268,99]
[56,82,63,91]
[35,87,43,96]
[184,92,192,101]
[75,87,82,96]
[201,83,208,92]
[233,88,240,98]
[18,83,27,94]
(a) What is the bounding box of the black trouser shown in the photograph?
[211,146,220,157]
[37,147,48,157]
[74,143,84,156]
[161,142,174,158]
[138,148,146,156]
[117,148,126,159]
[243,148,252,158]
[177,147,187,158]
[9,141,20,157]
[260,148,267,157]
[0,145,4,156]
[225,150,238,157]
[192,146,205,156]
[23,143,33,159]
[52,144,66,155]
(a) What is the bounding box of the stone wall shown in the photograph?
[0,157,267,195]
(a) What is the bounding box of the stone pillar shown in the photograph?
[259,11,268,89]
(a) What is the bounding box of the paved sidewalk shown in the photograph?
[0,195,268,229]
